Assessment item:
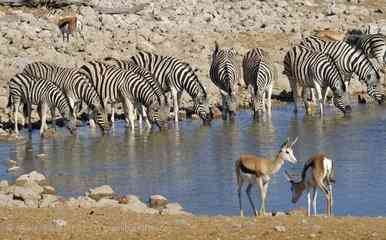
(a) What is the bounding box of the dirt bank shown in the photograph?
[0,207,385,240]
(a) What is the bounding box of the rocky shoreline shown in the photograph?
[0,170,192,216]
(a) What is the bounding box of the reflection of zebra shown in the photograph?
[8,73,76,135]
[284,45,349,115]
[22,62,107,130]
[242,48,276,118]
[210,42,240,120]
[346,33,386,69]
[78,61,168,130]
[300,36,384,104]
[130,51,211,124]
[103,57,170,128]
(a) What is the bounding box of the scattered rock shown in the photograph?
[0,180,8,190]
[52,219,67,227]
[39,194,59,208]
[87,185,115,201]
[272,211,286,216]
[15,171,47,186]
[117,196,129,204]
[149,195,168,209]
[42,185,56,195]
[66,196,96,208]
[95,198,119,208]
[274,225,286,232]
[7,166,20,172]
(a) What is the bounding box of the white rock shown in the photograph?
[39,194,59,208]
[88,185,114,201]
[52,219,67,227]
[15,171,47,185]
[165,202,183,211]
[66,196,96,208]
[95,198,119,208]
[274,225,287,232]
[149,194,168,209]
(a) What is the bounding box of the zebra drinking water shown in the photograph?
[22,62,108,131]
[8,73,77,135]
[284,45,350,116]
[210,41,240,120]
[242,48,277,118]
[78,61,168,130]
[130,51,211,125]
[300,36,384,104]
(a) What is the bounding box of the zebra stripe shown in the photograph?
[210,42,240,120]
[284,45,349,115]
[78,61,167,130]
[242,48,275,118]
[130,51,211,124]
[22,62,108,130]
[300,36,384,103]
[8,73,76,135]
[346,33,386,69]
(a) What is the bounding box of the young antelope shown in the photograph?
[235,137,298,216]
[284,153,335,216]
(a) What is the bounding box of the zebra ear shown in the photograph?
[214,41,219,53]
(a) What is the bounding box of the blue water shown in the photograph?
[1,104,386,216]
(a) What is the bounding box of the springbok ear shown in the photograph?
[284,170,292,182]
[290,136,299,147]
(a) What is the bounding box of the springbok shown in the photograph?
[313,30,345,42]
[58,16,82,42]
[284,153,335,216]
[235,137,298,216]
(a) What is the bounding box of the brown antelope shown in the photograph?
[58,16,82,42]
[314,30,345,42]
[235,137,298,216]
[284,153,335,216]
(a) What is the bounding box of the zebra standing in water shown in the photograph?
[284,45,350,116]
[210,41,240,120]
[103,57,170,128]
[22,62,108,131]
[130,51,211,125]
[300,36,384,104]
[78,61,168,130]
[242,48,276,118]
[8,73,77,135]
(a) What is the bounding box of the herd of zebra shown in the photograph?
[7,28,386,136]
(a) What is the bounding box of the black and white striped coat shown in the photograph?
[130,51,211,124]
[242,48,276,117]
[210,41,240,120]
[284,45,349,116]
[103,57,170,128]
[22,62,107,130]
[8,73,76,135]
[300,36,384,104]
[78,61,167,130]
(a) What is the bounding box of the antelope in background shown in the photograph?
[58,16,83,42]
[235,137,298,216]
[284,153,335,216]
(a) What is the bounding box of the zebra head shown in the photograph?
[365,70,384,104]
[193,94,212,125]
[62,108,77,135]
[251,91,265,118]
[146,101,166,131]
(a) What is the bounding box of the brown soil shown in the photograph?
[0,207,385,240]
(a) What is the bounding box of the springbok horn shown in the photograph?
[290,136,299,147]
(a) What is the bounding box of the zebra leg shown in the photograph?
[171,87,179,123]
[13,101,20,134]
[137,105,143,129]
[221,92,228,120]
[122,97,135,130]
[50,107,57,130]
[89,110,96,128]
[121,98,131,128]
[289,78,299,114]
[142,105,151,129]
[27,104,32,132]
[110,103,115,123]
[266,85,273,115]
[302,88,310,115]
[314,84,324,116]
[39,103,48,135]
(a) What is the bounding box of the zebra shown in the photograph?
[345,33,386,69]
[103,57,170,128]
[300,36,384,104]
[130,51,211,125]
[8,73,77,135]
[242,48,277,118]
[210,41,240,120]
[22,62,108,131]
[284,45,350,116]
[78,61,169,130]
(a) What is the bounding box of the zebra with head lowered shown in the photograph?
[284,45,351,116]
[78,61,168,130]
[22,62,108,131]
[210,41,240,120]
[103,57,170,128]
[130,51,211,125]
[242,48,277,118]
[8,73,77,135]
[300,36,384,104]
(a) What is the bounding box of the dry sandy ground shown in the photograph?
[0,207,385,240]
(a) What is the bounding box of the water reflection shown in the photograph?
[0,104,386,216]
